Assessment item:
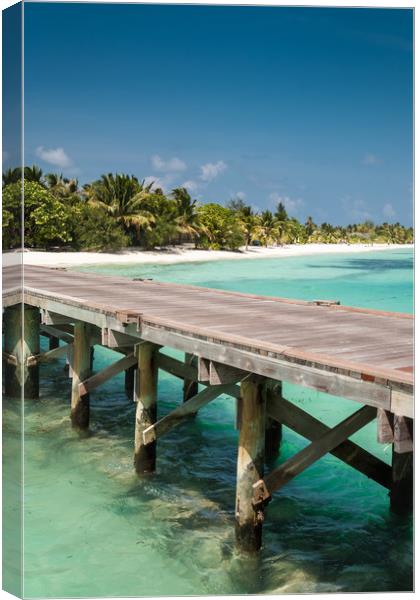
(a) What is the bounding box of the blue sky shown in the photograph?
[18,3,413,225]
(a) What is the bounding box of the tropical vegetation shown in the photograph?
[2,166,413,251]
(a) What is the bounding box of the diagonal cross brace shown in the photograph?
[79,352,137,396]
[142,382,238,445]
[252,404,377,508]
[267,396,391,489]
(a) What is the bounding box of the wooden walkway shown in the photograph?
[2,264,414,551]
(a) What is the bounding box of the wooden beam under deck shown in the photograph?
[3,264,413,552]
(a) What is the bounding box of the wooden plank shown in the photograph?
[5,266,413,401]
[391,389,413,418]
[79,353,137,396]
[209,360,248,385]
[101,328,143,348]
[156,352,197,381]
[137,322,394,409]
[142,383,237,445]
[42,310,74,325]
[27,343,70,366]
[267,396,391,489]
[40,324,74,345]
[253,405,377,506]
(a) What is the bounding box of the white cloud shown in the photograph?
[182,180,199,192]
[383,203,396,220]
[200,160,227,182]
[363,153,380,165]
[341,196,372,221]
[236,191,246,200]
[151,154,186,172]
[269,192,305,215]
[35,146,73,168]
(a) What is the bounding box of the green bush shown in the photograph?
[74,206,129,251]
[2,181,76,249]
[197,203,244,250]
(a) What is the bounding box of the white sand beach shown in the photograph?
[2,243,413,269]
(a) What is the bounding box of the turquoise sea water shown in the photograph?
[4,249,413,596]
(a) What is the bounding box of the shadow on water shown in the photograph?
[307,258,413,272]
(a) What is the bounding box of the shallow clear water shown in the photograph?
[4,249,413,596]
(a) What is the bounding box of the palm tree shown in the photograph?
[3,167,22,186]
[24,165,44,184]
[254,210,280,247]
[171,187,202,243]
[45,173,79,198]
[85,173,155,243]
[305,216,316,237]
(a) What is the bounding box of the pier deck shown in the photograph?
[2,264,414,550]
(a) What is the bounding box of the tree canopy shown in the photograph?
[2,166,413,251]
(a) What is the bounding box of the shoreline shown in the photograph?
[2,243,413,268]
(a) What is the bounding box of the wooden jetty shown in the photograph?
[2,265,414,551]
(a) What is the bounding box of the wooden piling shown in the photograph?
[390,416,413,515]
[134,342,158,475]
[70,322,92,430]
[125,364,136,400]
[23,305,40,399]
[235,375,266,552]
[4,304,40,399]
[4,305,22,398]
[264,381,282,461]
[183,353,198,403]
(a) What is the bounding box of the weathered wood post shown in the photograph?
[23,305,40,399]
[4,305,22,397]
[125,364,136,400]
[4,304,40,399]
[183,352,198,403]
[235,374,266,552]
[390,416,413,515]
[264,380,282,461]
[70,321,92,430]
[134,342,158,475]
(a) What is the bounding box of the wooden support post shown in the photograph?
[390,416,413,515]
[125,364,136,400]
[4,305,22,398]
[183,353,198,403]
[134,342,158,475]
[264,381,282,461]
[49,335,59,351]
[23,305,40,399]
[70,322,92,430]
[235,375,266,552]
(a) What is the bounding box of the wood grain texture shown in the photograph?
[3,266,413,405]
